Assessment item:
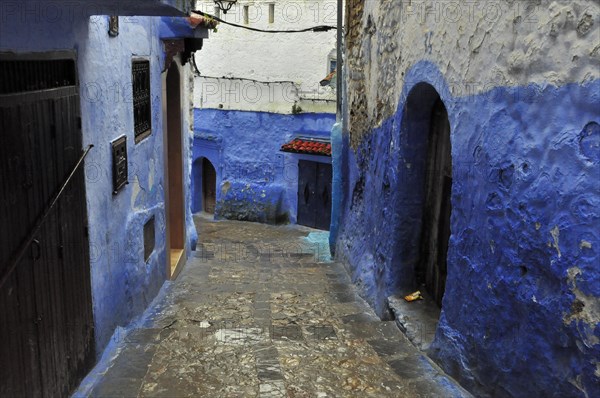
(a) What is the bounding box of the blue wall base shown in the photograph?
[337,61,600,398]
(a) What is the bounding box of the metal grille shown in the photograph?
[0,59,76,95]
[132,60,151,139]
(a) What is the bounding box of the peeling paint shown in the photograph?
[580,240,593,250]
[565,267,600,337]
[550,225,562,258]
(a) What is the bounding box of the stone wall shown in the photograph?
[338,1,600,397]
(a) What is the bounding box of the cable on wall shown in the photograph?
[196,73,297,86]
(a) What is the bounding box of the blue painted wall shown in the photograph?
[192,108,335,224]
[1,12,197,355]
[336,61,600,398]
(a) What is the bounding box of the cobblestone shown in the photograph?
[85,216,471,398]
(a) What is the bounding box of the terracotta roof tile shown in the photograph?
[281,138,331,156]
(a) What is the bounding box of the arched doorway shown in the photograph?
[398,83,452,309]
[165,61,185,276]
[202,158,216,214]
[417,98,452,308]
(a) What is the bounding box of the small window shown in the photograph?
[144,216,155,262]
[329,59,337,73]
[243,5,249,24]
[132,60,151,143]
[327,49,337,75]
[268,3,275,23]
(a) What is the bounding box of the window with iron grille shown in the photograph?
[132,60,151,142]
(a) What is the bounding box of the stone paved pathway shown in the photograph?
[81,216,471,397]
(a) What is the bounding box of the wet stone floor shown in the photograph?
[83,216,471,398]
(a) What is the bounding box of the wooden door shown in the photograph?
[166,61,185,273]
[0,56,95,397]
[417,99,452,307]
[315,163,332,231]
[297,160,332,230]
[202,158,216,214]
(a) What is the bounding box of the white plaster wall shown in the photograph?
[345,0,600,143]
[192,0,339,113]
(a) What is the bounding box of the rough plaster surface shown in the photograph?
[1,12,198,355]
[192,108,335,224]
[339,0,600,396]
[193,0,338,112]
[346,0,600,146]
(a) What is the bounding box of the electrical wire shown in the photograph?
[298,97,336,102]
[192,57,298,86]
[192,10,337,33]
[196,73,297,86]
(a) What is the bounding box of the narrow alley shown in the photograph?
[1,1,598,397]
[81,216,470,398]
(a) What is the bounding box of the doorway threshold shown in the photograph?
[170,249,185,280]
[387,291,441,352]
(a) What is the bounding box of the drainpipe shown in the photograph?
[329,0,344,255]
[336,0,343,117]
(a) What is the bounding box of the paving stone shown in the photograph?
[271,325,303,341]
[342,312,380,323]
[89,377,141,398]
[304,325,337,341]
[331,291,359,303]
[368,339,416,358]
[328,282,354,292]
[81,217,472,398]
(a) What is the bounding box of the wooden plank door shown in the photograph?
[0,56,95,398]
[297,160,332,231]
[0,97,45,398]
[418,99,452,307]
[297,160,318,228]
[315,163,332,231]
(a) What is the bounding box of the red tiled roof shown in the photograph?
[281,138,331,156]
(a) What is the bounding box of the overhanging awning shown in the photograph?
[281,137,331,157]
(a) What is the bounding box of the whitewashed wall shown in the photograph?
[193,0,338,113]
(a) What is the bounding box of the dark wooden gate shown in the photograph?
[0,54,95,397]
[297,160,332,230]
[417,99,452,308]
[202,158,216,214]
